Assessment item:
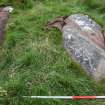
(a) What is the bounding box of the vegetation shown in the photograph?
[80,0,105,13]
[0,0,105,104]
[0,0,34,9]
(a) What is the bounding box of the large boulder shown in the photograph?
[47,14,105,81]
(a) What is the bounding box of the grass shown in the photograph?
[1,0,105,104]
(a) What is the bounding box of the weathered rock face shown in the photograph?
[0,6,13,44]
[47,14,105,81]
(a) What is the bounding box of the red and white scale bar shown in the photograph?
[23,96,105,100]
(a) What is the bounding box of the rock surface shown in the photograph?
[0,6,13,44]
[47,14,105,81]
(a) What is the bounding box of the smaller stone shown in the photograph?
[0,6,13,44]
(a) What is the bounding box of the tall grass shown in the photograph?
[1,0,105,104]
[80,0,105,13]
[0,0,34,9]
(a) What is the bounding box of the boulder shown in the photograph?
[47,14,105,81]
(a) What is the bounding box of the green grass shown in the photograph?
[0,0,34,9]
[80,0,105,13]
[1,0,105,104]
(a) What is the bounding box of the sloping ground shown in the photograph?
[0,0,105,105]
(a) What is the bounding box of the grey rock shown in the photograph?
[2,6,13,13]
[0,6,13,44]
[47,14,105,81]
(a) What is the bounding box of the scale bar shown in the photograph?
[23,96,105,100]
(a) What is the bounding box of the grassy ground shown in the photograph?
[1,0,105,104]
